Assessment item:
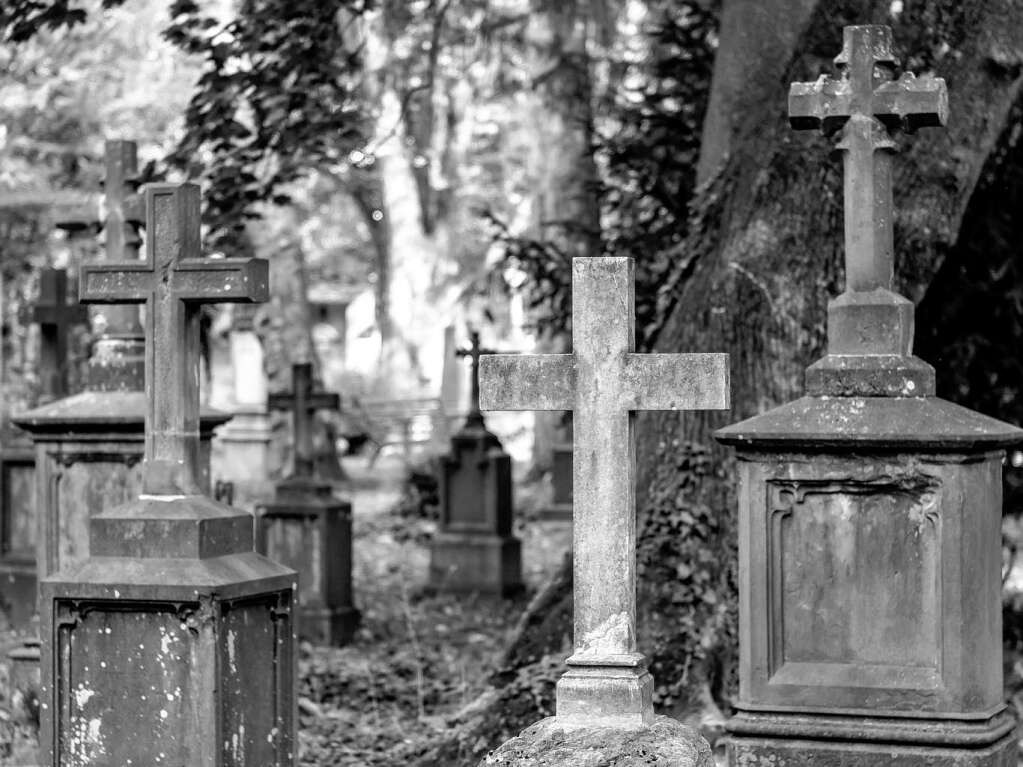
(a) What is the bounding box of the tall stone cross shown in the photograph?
[480,257,729,724]
[79,183,268,495]
[26,268,89,400]
[457,329,495,429]
[57,139,147,387]
[269,362,340,479]
[789,25,946,365]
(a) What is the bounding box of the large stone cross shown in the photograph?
[26,268,89,400]
[480,257,729,724]
[79,183,268,495]
[789,25,946,297]
[268,362,339,479]
[457,329,496,429]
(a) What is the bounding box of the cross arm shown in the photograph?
[79,262,153,304]
[479,354,574,411]
[172,258,270,303]
[873,73,947,131]
[789,75,850,133]
[622,353,730,411]
[268,391,339,412]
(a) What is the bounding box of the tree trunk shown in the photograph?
[415,1,1023,764]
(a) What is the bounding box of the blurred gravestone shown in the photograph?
[257,361,360,645]
[429,330,522,596]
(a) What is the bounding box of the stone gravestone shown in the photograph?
[14,139,228,589]
[429,330,523,596]
[39,182,296,765]
[214,305,281,492]
[0,270,88,628]
[256,361,360,645]
[716,25,1022,767]
[479,256,727,764]
[24,268,89,403]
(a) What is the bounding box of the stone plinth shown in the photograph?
[256,476,360,645]
[429,422,523,596]
[481,715,713,766]
[716,397,1022,766]
[13,390,228,579]
[215,409,281,485]
[0,440,36,627]
[39,495,296,766]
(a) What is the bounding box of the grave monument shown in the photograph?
[256,361,360,645]
[14,140,228,589]
[716,25,1022,767]
[39,182,296,765]
[480,256,727,763]
[429,330,522,596]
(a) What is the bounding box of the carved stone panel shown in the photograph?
[54,601,195,765]
[221,595,292,766]
[766,479,942,689]
[261,517,323,606]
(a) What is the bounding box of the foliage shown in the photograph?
[163,0,370,254]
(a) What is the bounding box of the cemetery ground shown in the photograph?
[0,451,570,767]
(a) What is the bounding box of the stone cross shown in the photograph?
[457,329,496,429]
[789,25,946,297]
[268,362,340,479]
[79,183,268,495]
[25,268,89,400]
[480,256,729,724]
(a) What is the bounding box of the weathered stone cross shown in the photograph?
[457,329,496,429]
[26,268,89,400]
[789,25,946,295]
[269,362,340,479]
[480,257,729,724]
[79,183,268,495]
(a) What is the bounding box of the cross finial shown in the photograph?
[790,25,946,298]
[480,257,729,726]
[268,362,340,479]
[80,184,269,495]
[456,329,496,430]
[24,268,89,401]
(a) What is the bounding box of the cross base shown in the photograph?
[828,289,913,356]
[555,656,654,728]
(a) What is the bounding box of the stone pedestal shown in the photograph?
[256,476,360,646]
[13,391,228,579]
[540,442,572,522]
[429,422,522,596]
[39,494,296,766]
[716,398,1022,766]
[215,409,280,484]
[481,715,712,766]
[0,439,36,627]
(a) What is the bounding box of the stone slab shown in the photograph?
[481,715,712,766]
[726,732,1017,767]
[429,532,523,596]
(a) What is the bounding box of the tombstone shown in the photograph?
[0,437,35,628]
[39,182,296,765]
[214,306,281,490]
[0,270,90,628]
[23,268,90,403]
[13,140,229,593]
[715,25,1021,767]
[256,361,359,645]
[429,330,522,596]
[480,256,727,763]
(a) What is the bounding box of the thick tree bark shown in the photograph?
[415,1,1023,764]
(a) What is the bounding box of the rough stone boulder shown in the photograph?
[479,715,713,767]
